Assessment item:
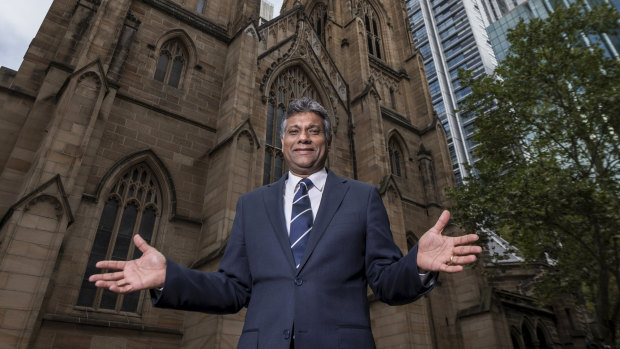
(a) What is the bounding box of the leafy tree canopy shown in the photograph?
[449,0,620,345]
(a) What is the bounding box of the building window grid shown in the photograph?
[435,8,466,27]
[77,164,161,314]
[310,3,328,46]
[405,0,505,182]
[444,40,477,60]
[154,39,187,88]
[365,14,383,59]
[442,32,474,51]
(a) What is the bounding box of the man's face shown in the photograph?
[281,111,330,178]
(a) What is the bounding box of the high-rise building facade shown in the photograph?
[488,0,620,62]
[405,0,524,182]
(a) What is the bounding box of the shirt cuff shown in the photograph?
[418,271,437,287]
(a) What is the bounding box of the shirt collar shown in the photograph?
[286,168,327,193]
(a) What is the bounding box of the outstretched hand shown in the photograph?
[89,234,167,294]
[417,210,482,273]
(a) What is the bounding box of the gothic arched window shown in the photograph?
[154,39,187,88]
[264,66,318,184]
[77,163,162,313]
[522,323,535,349]
[388,137,404,177]
[357,1,383,60]
[310,3,328,45]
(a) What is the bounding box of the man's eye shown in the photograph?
[308,129,321,135]
[288,130,299,135]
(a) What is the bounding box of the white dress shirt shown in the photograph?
[283,168,328,235]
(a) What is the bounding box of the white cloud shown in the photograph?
[0,0,54,70]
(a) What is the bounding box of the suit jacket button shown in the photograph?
[294,278,303,286]
[283,329,291,339]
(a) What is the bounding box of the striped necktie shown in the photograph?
[290,178,314,268]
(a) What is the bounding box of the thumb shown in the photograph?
[133,234,151,254]
[430,210,450,235]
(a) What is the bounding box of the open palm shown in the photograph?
[416,211,482,273]
[89,234,167,294]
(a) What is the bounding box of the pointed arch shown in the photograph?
[387,130,409,178]
[152,29,197,88]
[264,59,335,120]
[309,2,328,46]
[78,150,175,314]
[510,326,523,349]
[353,0,386,60]
[263,61,333,184]
[235,130,257,195]
[521,318,536,349]
[536,323,553,349]
[93,150,177,217]
[418,144,438,204]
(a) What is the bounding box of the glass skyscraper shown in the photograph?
[406,0,524,183]
[488,0,620,62]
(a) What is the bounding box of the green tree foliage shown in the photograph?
[449,1,620,345]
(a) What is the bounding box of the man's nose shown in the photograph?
[297,132,312,142]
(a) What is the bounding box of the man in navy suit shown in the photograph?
[91,97,482,348]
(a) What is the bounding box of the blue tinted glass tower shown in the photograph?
[406,0,525,183]
[488,0,620,62]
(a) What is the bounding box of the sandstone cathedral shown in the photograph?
[0,0,588,347]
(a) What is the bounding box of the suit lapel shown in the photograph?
[297,171,349,273]
[262,174,297,270]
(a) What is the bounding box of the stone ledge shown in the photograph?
[42,313,183,335]
[142,0,230,43]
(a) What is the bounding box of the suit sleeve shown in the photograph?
[151,198,252,314]
[364,187,437,305]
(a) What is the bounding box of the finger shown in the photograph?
[450,254,477,265]
[116,278,129,287]
[430,210,451,235]
[109,283,135,294]
[453,245,483,256]
[442,264,464,273]
[452,234,480,246]
[95,260,127,271]
[134,234,151,254]
[89,271,124,282]
[94,280,118,289]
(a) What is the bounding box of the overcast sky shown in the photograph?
[0,0,284,72]
[0,0,53,70]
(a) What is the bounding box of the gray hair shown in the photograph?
[280,97,332,142]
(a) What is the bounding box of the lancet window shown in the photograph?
[77,163,162,313]
[154,39,187,88]
[310,3,328,45]
[359,2,383,59]
[388,137,405,177]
